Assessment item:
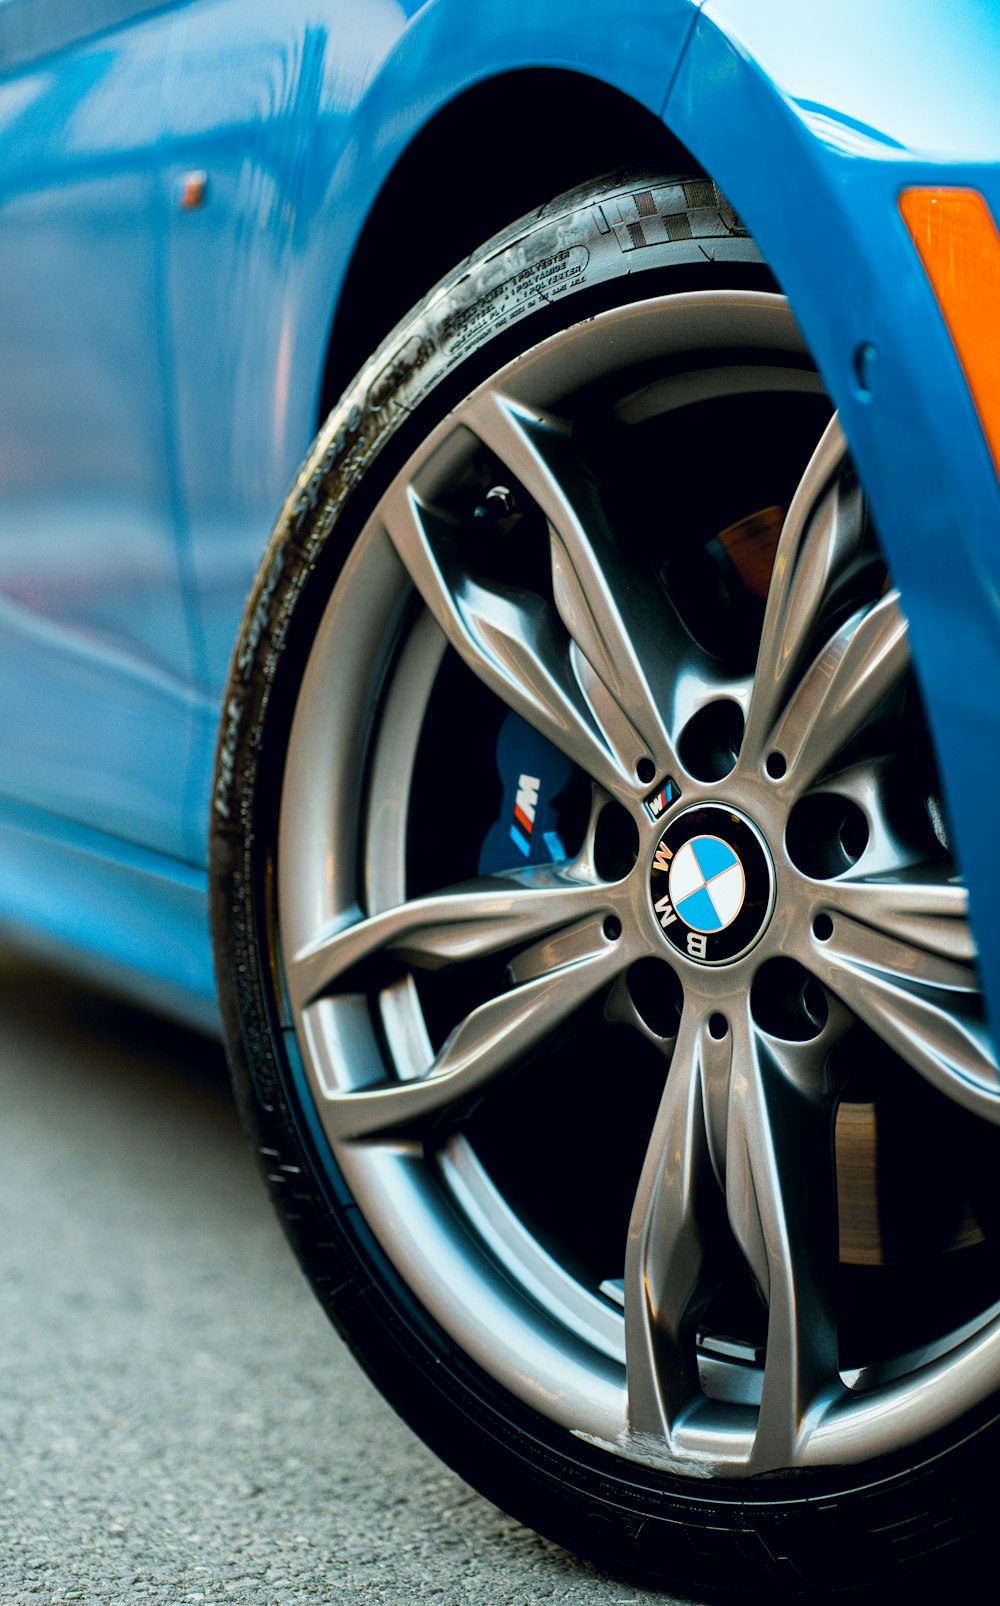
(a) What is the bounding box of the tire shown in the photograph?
[209,172,1000,1600]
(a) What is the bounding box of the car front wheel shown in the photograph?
[211,172,1000,1599]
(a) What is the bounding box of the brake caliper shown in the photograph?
[478,712,574,874]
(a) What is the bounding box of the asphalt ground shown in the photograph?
[0,949,699,1606]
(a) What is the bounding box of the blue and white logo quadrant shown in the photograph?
[668,836,745,933]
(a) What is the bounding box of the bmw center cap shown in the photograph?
[648,805,775,965]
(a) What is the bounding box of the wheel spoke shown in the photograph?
[815,864,974,963]
[801,908,1000,1120]
[463,386,711,782]
[766,592,909,796]
[320,914,626,1141]
[287,866,616,1011]
[740,416,864,772]
[724,1006,843,1470]
[623,1006,721,1439]
[382,479,636,796]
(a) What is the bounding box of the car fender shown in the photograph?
[666,0,1000,1028]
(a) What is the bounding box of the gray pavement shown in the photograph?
[0,950,698,1606]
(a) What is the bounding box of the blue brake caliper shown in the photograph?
[478,711,575,874]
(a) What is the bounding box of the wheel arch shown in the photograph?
[316,68,692,422]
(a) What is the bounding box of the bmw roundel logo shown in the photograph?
[648,805,775,965]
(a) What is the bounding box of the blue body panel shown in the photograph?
[0,0,997,1032]
[0,9,203,860]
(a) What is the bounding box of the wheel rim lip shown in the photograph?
[275,289,1000,1477]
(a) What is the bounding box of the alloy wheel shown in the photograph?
[277,290,1000,1481]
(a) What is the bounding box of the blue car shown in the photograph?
[2,1,999,1596]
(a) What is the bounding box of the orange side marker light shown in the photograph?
[900,187,1000,476]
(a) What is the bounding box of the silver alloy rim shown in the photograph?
[277,290,1000,1478]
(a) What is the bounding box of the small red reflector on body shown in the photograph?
[177,171,208,211]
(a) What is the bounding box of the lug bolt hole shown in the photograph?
[603,916,622,942]
[787,794,870,880]
[636,756,656,785]
[678,700,744,783]
[709,1012,728,1040]
[594,801,640,882]
[813,913,833,941]
[751,957,828,1041]
[626,959,683,1038]
[765,752,786,779]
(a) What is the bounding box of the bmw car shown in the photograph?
[2,1,999,1597]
